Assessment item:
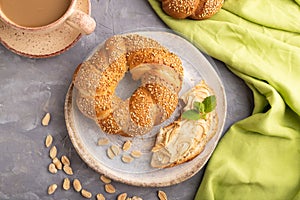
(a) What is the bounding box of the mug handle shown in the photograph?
[66,10,96,35]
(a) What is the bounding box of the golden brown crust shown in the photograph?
[145,83,178,123]
[127,48,183,75]
[161,0,224,20]
[97,113,128,137]
[162,0,199,19]
[73,34,184,136]
[129,87,154,127]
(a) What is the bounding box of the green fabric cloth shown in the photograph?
[148,0,300,199]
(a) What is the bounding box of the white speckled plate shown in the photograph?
[0,0,90,58]
[64,31,227,187]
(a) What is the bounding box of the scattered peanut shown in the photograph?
[117,192,127,200]
[97,138,109,146]
[122,140,132,151]
[132,196,143,200]
[110,145,120,156]
[45,134,53,148]
[63,165,73,175]
[96,193,106,200]
[158,190,168,200]
[53,157,62,170]
[100,175,111,184]
[81,189,92,199]
[49,146,57,159]
[63,177,70,190]
[61,155,70,166]
[121,155,134,163]
[107,147,115,159]
[42,112,51,126]
[104,184,116,194]
[48,163,57,174]
[47,184,57,195]
[43,120,148,200]
[73,178,82,192]
[130,150,142,158]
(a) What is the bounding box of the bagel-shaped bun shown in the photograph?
[73,34,184,137]
[161,0,224,20]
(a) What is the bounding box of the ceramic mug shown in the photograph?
[0,0,96,35]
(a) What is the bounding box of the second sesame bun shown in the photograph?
[162,0,224,20]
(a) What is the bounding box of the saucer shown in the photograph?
[0,0,90,58]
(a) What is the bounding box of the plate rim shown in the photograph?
[64,30,227,187]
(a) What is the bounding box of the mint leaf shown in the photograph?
[182,95,217,121]
[193,101,204,113]
[203,95,216,113]
[182,109,201,120]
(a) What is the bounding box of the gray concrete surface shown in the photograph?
[0,0,253,199]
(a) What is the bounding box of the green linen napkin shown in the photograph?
[149,0,300,199]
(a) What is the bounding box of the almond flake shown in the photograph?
[45,135,53,148]
[100,175,111,184]
[48,163,57,174]
[63,165,73,175]
[96,193,106,200]
[49,146,57,159]
[158,190,168,200]
[42,112,51,126]
[47,184,57,195]
[122,140,132,151]
[53,157,62,170]
[63,178,70,190]
[73,178,82,192]
[104,184,116,194]
[61,155,70,166]
[121,155,133,163]
[97,138,109,146]
[81,189,92,199]
[130,150,142,158]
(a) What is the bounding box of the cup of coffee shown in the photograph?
[0,0,96,35]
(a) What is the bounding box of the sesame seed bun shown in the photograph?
[162,0,224,20]
[73,34,184,137]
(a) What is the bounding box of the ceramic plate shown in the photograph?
[0,0,90,58]
[64,31,227,187]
